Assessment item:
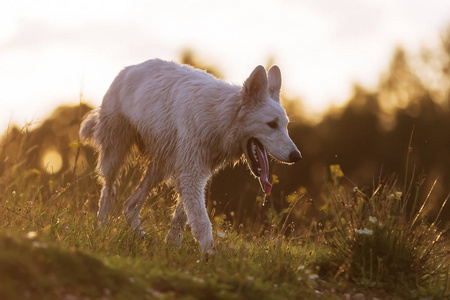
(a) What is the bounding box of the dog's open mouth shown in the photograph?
[246,138,272,194]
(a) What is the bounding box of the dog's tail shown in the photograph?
[79,108,99,143]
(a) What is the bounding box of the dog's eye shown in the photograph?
[267,121,278,129]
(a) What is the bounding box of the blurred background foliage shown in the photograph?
[2,26,450,231]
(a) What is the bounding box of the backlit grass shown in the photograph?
[1,124,449,299]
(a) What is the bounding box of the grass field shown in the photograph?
[1,127,449,299]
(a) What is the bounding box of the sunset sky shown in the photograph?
[1,0,449,132]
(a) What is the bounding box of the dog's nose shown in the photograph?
[289,150,302,163]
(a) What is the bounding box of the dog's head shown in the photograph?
[239,65,301,194]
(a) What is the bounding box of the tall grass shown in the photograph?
[319,164,450,298]
[0,123,319,299]
[1,120,449,299]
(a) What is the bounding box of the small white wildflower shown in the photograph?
[315,290,324,296]
[297,265,305,270]
[26,231,37,239]
[103,288,111,296]
[216,230,226,238]
[308,274,319,289]
[193,277,205,284]
[32,241,48,249]
[146,288,163,296]
[368,216,378,224]
[356,228,373,235]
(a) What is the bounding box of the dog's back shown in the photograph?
[90,59,242,169]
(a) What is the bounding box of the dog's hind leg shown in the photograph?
[166,199,187,247]
[124,161,163,236]
[97,148,125,226]
[96,114,134,226]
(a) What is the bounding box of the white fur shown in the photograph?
[79,59,300,255]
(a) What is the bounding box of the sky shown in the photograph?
[1,0,449,132]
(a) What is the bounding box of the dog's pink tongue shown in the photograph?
[256,145,272,194]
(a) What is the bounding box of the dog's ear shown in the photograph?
[267,65,281,101]
[243,65,267,102]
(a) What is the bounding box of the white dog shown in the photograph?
[79,59,301,255]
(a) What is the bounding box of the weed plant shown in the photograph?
[320,164,450,298]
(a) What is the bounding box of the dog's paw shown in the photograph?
[198,238,215,259]
[165,227,184,248]
[135,227,146,238]
[97,216,109,227]
[127,217,146,236]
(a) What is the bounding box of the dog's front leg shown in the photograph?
[176,173,214,256]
